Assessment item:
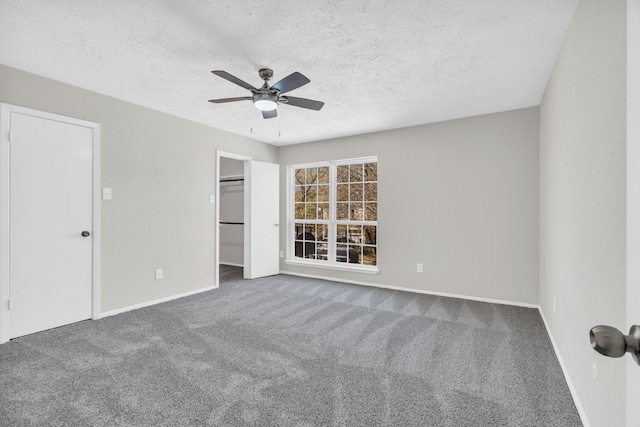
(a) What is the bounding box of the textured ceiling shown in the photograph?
[0,0,577,146]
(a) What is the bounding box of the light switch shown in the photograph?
[210,195,216,204]
[102,188,112,200]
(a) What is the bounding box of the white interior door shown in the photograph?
[246,160,280,279]
[8,111,93,339]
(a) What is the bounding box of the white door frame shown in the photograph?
[0,103,101,344]
[216,150,251,287]
[627,1,640,425]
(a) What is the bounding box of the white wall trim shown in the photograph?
[0,103,101,344]
[100,285,217,318]
[538,307,590,427]
[280,270,539,308]
[0,104,10,343]
[91,121,101,321]
[284,259,379,274]
[220,262,244,268]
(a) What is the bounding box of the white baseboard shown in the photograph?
[279,270,539,308]
[100,285,217,318]
[538,307,590,427]
[220,262,244,268]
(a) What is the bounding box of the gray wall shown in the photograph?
[539,0,627,425]
[0,64,277,313]
[278,107,540,304]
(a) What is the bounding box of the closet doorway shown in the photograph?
[215,151,280,287]
[218,156,246,281]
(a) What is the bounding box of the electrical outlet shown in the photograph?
[416,263,423,273]
[591,362,598,380]
[553,297,557,313]
[280,251,284,258]
[155,269,163,280]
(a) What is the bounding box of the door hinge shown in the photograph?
[7,130,11,143]
[7,299,13,310]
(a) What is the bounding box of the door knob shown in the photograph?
[590,325,640,365]
[81,231,91,237]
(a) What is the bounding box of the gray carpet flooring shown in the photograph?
[1,266,582,426]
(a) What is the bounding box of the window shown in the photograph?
[288,157,378,272]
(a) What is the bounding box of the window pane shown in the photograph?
[351,246,363,264]
[295,203,305,219]
[350,163,363,182]
[364,202,377,221]
[336,224,348,242]
[363,246,377,266]
[337,165,349,183]
[306,167,317,184]
[336,244,348,263]
[318,203,329,220]
[364,162,377,182]
[306,187,317,202]
[348,225,363,243]
[336,203,348,220]
[364,183,377,201]
[350,202,363,220]
[304,224,317,236]
[364,226,377,245]
[305,203,317,220]
[337,184,349,201]
[295,186,305,202]
[316,224,329,241]
[350,183,363,201]
[316,240,328,260]
[318,185,329,202]
[318,166,329,184]
[295,169,305,185]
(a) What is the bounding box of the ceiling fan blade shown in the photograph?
[281,96,324,111]
[211,70,258,92]
[271,72,310,94]
[208,97,252,104]
[262,109,277,119]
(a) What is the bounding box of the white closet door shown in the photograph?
[247,160,280,279]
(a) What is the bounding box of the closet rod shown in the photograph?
[220,222,244,225]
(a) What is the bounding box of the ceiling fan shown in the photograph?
[208,68,324,119]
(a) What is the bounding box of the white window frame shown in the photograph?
[285,156,379,274]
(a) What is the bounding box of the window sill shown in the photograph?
[284,259,379,274]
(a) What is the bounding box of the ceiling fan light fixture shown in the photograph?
[253,92,278,111]
[254,99,278,111]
